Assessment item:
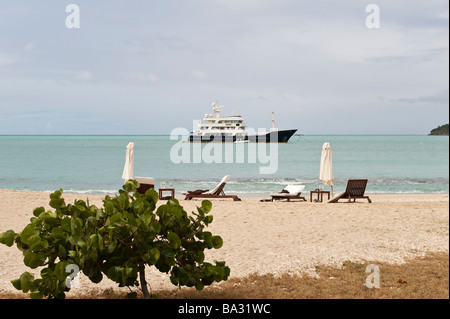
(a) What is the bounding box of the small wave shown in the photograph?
[46,189,119,196]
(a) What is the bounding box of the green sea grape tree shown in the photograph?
[0,180,230,299]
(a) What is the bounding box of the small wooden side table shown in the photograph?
[310,190,331,202]
[159,188,175,200]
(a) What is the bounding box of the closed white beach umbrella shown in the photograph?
[320,142,334,195]
[122,142,134,182]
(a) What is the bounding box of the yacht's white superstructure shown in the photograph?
[189,101,297,143]
[192,101,247,140]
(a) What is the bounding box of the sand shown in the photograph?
[0,189,448,296]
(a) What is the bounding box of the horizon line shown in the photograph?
[0,133,444,137]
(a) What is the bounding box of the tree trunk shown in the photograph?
[138,264,151,299]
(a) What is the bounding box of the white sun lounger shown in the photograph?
[270,185,307,202]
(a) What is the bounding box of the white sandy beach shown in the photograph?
[0,189,448,296]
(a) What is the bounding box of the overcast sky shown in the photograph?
[0,0,448,135]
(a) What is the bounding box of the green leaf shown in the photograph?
[20,225,36,244]
[70,218,83,237]
[50,189,63,200]
[201,200,212,214]
[204,215,213,225]
[139,212,152,226]
[215,261,226,267]
[203,263,214,276]
[0,230,17,247]
[167,232,181,249]
[110,213,124,226]
[11,278,21,290]
[201,275,214,286]
[124,179,139,192]
[61,217,71,232]
[144,188,159,204]
[202,231,212,244]
[97,234,104,251]
[167,198,180,206]
[76,240,87,253]
[106,239,117,254]
[195,281,205,291]
[29,238,49,251]
[211,236,223,249]
[197,251,205,263]
[19,272,34,293]
[149,221,161,234]
[89,271,103,284]
[123,211,137,227]
[54,261,68,281]
[23,252,46,269]
[40,267,52,279]
[49,198,65,209]
[32,207,45,217]
[90,234,99,249]
[170,275,179,286]
[26,234,41,247]
[104,200,115,215]
[44,217,60,227]
[52,228,66,240]
[95,208,104,220]
[58,245,67,259]
[147,248,160,265]
[68,250,77,259]
[118,193,128,208]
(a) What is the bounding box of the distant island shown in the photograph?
[429,124,449,136]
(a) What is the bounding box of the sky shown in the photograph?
[0,0,448,135]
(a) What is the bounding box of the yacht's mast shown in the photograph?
[212,101,223,117]
[272,112,275,130]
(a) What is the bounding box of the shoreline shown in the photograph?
[0,189,448,296]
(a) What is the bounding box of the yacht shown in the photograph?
[189,101,297,143]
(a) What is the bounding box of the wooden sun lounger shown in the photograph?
[182,175,241,201]
[270,185,307,202]
[270,193,307,202]
[185,192,241,201]
[328,179,372,203]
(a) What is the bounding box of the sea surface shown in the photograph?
[0,135,448,197]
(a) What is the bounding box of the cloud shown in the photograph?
[396,90,449,104]
[0,54,15,67]
[192,69,208,80]
[125,72,159,85]
[75,70,93,81]
[24,42,35,52]
[12,113,43,119]
[366,48,448,64]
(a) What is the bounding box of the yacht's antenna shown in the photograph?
[271,112,275,130]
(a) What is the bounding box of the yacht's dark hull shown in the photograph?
[189,129,297,143]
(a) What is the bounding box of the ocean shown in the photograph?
[0,135,448,197]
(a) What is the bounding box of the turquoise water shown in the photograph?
[0,135,448,196]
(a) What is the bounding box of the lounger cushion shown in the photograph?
[135,177,155,185]
[206,175,230,195]
[283,185,305,196]
[271,185,305,197]
[187,190,209,195]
